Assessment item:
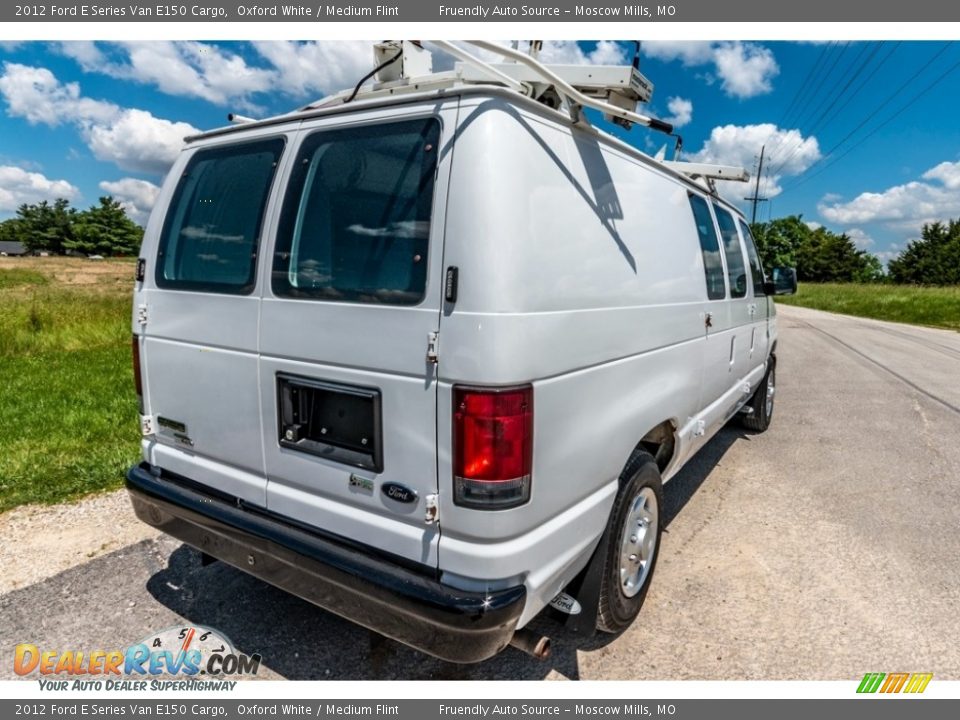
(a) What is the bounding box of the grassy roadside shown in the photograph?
[775,282,960,332]
[0,258,139,512]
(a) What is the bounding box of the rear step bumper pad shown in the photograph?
[126,463,526,664]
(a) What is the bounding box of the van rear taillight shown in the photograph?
[132,335,143,411]
[453,385,532,509]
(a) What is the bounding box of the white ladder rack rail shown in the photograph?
[660,161,750,183]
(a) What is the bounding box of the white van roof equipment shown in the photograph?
[227,41,751,192]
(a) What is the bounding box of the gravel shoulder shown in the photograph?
[0,489,159,594]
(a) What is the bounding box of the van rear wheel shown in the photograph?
[741,358,776,432]
[596,452,663,634]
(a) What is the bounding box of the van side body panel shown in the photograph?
[436,98,736,622]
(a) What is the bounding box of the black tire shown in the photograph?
[596,451,664,634]
[741,357,776,432]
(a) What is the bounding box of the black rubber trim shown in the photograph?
[126,463,526,663]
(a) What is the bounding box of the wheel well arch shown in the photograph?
[632,419,677,474]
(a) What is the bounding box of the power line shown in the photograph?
[781,48,960,195]
[787,41,858,134]
[766,42,883,178]
[780,42,952,190]
[764,42,843,164]
[764,41,837,161]
[823,42,902,130]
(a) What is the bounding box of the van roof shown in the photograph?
[184,85,747,221]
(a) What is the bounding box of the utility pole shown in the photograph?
[745,145,768,224]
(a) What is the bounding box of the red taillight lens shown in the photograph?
[132,335,143,408]
[453,385,533,509]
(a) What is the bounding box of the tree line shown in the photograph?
[0,197,143,257]
[749,215,960,285]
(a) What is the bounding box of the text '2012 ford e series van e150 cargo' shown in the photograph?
[126,40,798,663]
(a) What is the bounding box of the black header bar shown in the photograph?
[4,1,959,23]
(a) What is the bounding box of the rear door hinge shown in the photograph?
[137,303,148,326]
[426,331,439,364]
[424,493,438,524]
[141,415,154,437]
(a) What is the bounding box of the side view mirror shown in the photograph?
[763,267,798,296]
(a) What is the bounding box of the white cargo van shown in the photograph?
[127,41,797,663]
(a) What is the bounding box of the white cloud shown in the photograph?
[57,41,274,110]
[664,96,693,128]
[0,63,197,175]
[921,160,960,190]
[0,42,25,53]
[85,109,195,174]
[56,41,107,69]
[251,41,373,99]
[0,63,116,126]
[536,41,628,66]
[712,43,779,99]
[99,177,160,225]
[845,228,874,249]
[804,221,822,230]
[818,160,960,228]
[643,41,779,99]
[642,41,714,66]
[0,165,80,212]
[689,123,820,200]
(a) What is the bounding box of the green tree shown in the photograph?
[749,215,807,270]
[15,198,76,254]
[888,219,960,285]
[0,217,25,245]
[750,214,884,283]
[65,197,143,257]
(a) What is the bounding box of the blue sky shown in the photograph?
[1,40,959,264]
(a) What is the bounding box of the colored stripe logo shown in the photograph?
[857,672,933,694]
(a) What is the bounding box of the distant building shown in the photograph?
[0,241,27,256]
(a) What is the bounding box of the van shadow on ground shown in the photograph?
[146,426,747,681]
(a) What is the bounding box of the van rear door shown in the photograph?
[258,106,455,568]
[139,135,289,506]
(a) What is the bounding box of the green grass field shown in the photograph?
[776,282,960,332]
[0,258,139,512]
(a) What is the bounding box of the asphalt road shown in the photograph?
[2,304,959,681]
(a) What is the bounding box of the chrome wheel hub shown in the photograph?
[765,368,776,418]
[619,486,659,598]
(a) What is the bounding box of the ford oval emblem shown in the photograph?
[381,482,418,504]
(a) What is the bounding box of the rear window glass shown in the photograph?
[738,220,767,296]
[156,138,284,294]
[688,195,726,300]
[715,206,748,298]
[272,118,441,305]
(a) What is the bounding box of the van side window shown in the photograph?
[714,206,748,299]
[738,219,767,296]
[156,138,284,294]
[273,118,441,306]
[687,195,726,300]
